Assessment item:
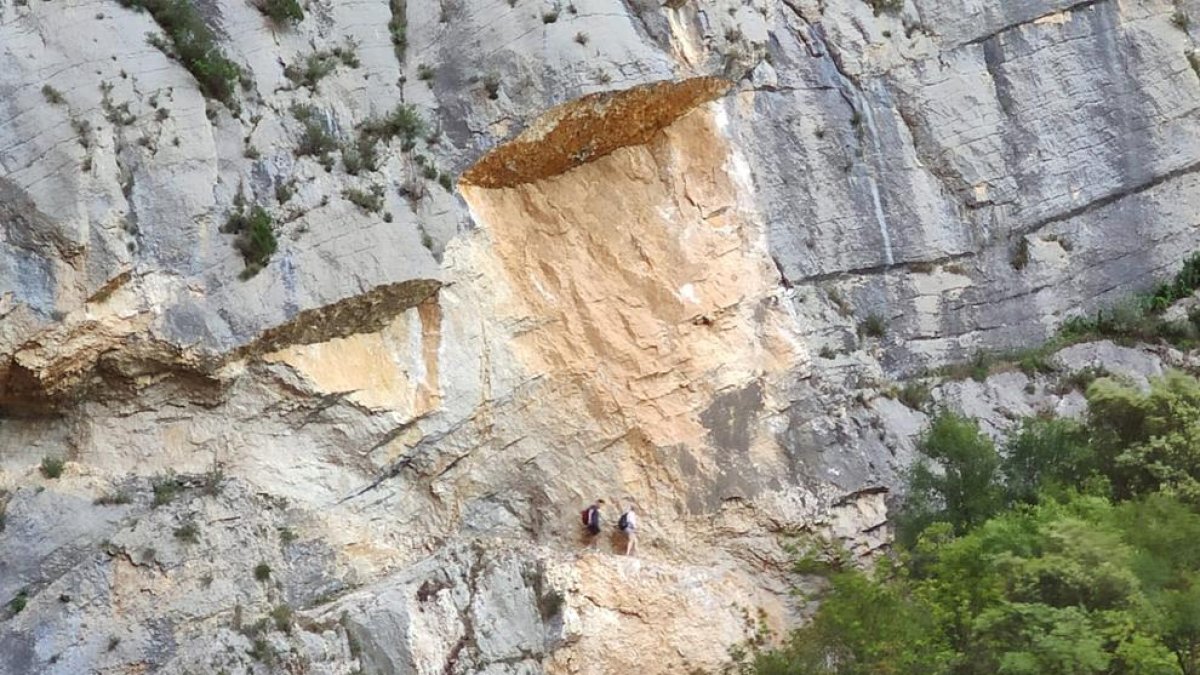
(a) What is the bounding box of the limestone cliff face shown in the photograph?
[1,0,1199,673]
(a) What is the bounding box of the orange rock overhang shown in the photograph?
[460,77,733,190]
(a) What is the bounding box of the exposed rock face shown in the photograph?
[2,0,1199,672]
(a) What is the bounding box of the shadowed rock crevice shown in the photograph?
[0,278,441,411]
[234,279,442,358]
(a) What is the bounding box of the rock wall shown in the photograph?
[2,0,1199,673]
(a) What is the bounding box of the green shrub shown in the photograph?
[223,199,277,278]
[120,0,242,106]
[342,135,379,175]
[40,457,65,479]
[863,0,903,15]
[271,604,293,633]
[247,636,275,664]
[7,589,28,615]
[483,73,501,100]
[858,313,887,339]
[94,490,132,506]
[292,104,338,158]
[1010,237,1030,270]
[260,0,303,24]
[41,84,65,105]
[1002,417,1095,504]
[152,472,181,506]
[825,286,852,316]
[388,0,407,61]
[896,380,931,410]
[275,180,297,204]
[343,185,384,213]
[1149,251,1200,312]
[239,208,277,272]
[362,104,425,146]
[332,41,360,68]
[202,468,224,496]
[753,369,1200,675]
[278,527,298,545]
[254,562,272,581]
[284,51,338,90]
[173,521,199,544]
[1088,371,1200,503]
[895,412,1002,546]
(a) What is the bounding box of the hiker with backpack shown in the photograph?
[581,499,604,549]
[618,504,638,556]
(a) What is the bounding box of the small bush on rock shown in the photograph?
[40,457,65,479]
[41,85,65,105]
[858,313,887,339]
[863,0,903,15]
[152,472,181,506]
[223,190,278,279]
[343,185,384,213]
[254,563,272,581]
[173,521,199,544]
[284,51,338,90]
[292,104,338,159]
[260,0,303,25]
[362,104,425,148]
[7,590,28,615]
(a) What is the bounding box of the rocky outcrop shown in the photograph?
[3,0,1200,672]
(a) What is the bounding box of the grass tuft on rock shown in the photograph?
[40,457,64,479]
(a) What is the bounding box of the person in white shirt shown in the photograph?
[619,504,639,556]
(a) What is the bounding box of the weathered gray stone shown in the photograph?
[4,0,1200,672]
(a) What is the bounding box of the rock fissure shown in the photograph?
[958,0,1111,49]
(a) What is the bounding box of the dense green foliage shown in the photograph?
[750,370,1200,675]
[363,103,426,149]
[260,0,303,25]
[895,413,1001,546]
[222,190,278,278]
[388,0,407,61]
[39,456,64,479]
[1152,252,1200,312]
[118,0,241,105]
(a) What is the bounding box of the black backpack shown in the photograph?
[618,512,629,531]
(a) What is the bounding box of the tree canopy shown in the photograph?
[746,371,1200,675]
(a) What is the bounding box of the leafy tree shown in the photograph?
[1114,495,1200,674]
[751,563,952,675]
[896,412,1002,546]
[750,371,1200,675]
[1088,372,1200,502]
[1002,417,1096,505]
